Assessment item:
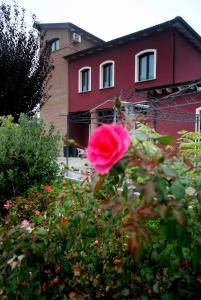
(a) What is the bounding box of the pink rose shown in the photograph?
[4,200,10,210]
[35,210,41,216]
[86,124,130,174]
[44,185,52,192]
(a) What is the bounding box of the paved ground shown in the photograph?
[57,157,91,180]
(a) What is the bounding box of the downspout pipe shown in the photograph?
[173,31,176,84]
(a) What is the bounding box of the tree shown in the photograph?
[0,1,53,120]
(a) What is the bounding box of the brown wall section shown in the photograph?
[40,28,95,153]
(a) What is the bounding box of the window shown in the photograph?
[99,60,114,89]
[135,49,156,82]
[195,107,201,132]
[78,67,91,93]
[49,38,60,53]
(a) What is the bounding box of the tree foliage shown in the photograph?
[0,1,53,120]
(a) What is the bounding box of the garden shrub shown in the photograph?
[0,121,201,299]
[88,124,201,299]
[0,174,201,299]
[0,180,133,299]
[178,130,201,165]
[0,114,60,214]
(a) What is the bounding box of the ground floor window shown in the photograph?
[195,107,201,132]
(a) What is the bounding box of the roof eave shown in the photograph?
[34,22,104,44]
[64,16,201,61]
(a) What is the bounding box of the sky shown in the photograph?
[5,0,201,41]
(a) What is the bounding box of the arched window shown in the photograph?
[195,107,201,132]
[135,49,157,82]
[49,38,60,53]
[78,67,91,93]
[99,60,115,89]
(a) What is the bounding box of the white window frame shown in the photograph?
[99,60,115,89]
[135,49,157,83]
[195,107,201,132]
[50,38,60,53]
[78,66,91,93]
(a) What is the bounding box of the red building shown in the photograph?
[65,17,201,147]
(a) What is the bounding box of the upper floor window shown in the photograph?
[135,49,157,82]
[99,60,114,89]
[49,38,60,53]
[78,67,91,93]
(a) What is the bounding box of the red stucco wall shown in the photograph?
[155,97,201,137]
[175,32,201,83]
[68,30,174,112]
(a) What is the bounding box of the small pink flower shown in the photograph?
[94,240,99,246]
[20,219,30,228]
[44,185,52,192]
[86,124,130,174]
[55,264,61,273]
[4,200,10,210]
[35,210,41,216]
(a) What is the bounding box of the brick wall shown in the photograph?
[40,28,95,154]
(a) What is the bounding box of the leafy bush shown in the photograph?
[89,126,201,299]
[0,123,201,299]
[0,114,60,213]
[178,130,201,164]
[0,180,133,299]
[0,176,201,299]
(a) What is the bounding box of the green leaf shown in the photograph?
[135,130,148,141]
[72,215,81,226]
[171,181,185,200]
[140,267,154,282]
[178,288,188,296]
[158,249,170,267]
[165,219,177,241]
[86,224,96,237]
[121,288,130,296]
[197,191,201,204]
[122,183,128,200]
[156,135,174,145]
[154,177,168,202]
[162,292,174,300]
[162,165,177,177]
[153,281,159,294]
[35,227,47,237]
[196,176,201,185]
[192,247,201,272]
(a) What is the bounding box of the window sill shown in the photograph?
[50,48,61,54]
[99,85,115,90]
[78,90,91,94]
[135,78,156,83]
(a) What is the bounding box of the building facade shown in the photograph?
[66,17,201,147]
[36,22,103,146]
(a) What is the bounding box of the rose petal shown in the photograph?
[87,124,130,174]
